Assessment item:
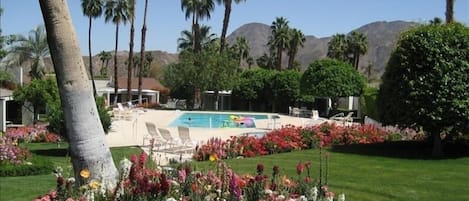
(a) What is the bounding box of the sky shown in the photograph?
[2,0,468,55]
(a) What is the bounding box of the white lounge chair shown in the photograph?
[177,126,198,147]
[330,112,354,125]
[143,122,166,149]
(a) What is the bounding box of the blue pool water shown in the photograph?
[169,112,268,128]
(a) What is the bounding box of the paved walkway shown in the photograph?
[105,109,328,165]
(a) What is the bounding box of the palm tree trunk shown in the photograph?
[276,47,282,70]
[88,17,97,97]
[39,0,118,187]
[113,24,119,105]
[138,0,148,105]
[287,50,295,69]
[445,0,455,24]
[127,2,135,102]
[219,0,232,53]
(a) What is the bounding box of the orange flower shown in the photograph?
[80,169,90,179]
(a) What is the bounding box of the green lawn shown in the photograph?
[192,144,469,201]
[2,142,469,201]
[0,143,144,201]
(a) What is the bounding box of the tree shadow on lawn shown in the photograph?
[329,140,469,160]
[31,148,69,157]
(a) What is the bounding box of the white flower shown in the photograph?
[265,189,273,195]
[298,195,308,201]
[338,193,346,201]
[276,194,286,200]
[119,158,132,179]
[309,186,318,201]
[326,196,334,201]
[166,198,177,201]
[171,180,180,186]
[67,177,75,184]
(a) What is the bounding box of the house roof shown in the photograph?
[115,77,169,93]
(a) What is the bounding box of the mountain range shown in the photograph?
[46,20,416,79]
[226,20,417,76]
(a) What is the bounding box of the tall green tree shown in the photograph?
[327,33,348,62]
[378,23,469,157]
[177,25,217,52]
[301,58,365,112]
[231,36,250,66]
[181,0,215,53]
[286,28,305,69]
[7,25,49,80]
[138,0,149,104]
[13,78,58,123]
[346,31,368,70]
[126,0,135,101]
[81,0,104,96]
[104,0,131,104]
[98,50,111,76]
[39,0,118,186]
[269,17,290,70]
[215,0,246,52]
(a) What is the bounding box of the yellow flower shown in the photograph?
[89,180,100,190]
[209,153,218,162]
[80,169,90,179]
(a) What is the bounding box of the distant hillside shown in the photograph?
[39,21,416,80]
[226,20,417,77]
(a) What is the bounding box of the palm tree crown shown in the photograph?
[7,25,49,79]
[269,17,290,70]
[287,28,305,69]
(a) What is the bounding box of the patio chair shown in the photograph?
[143,122,166,149]
[157,128,181,148]
[266,115,281,130]
[291,107,301,117]
[330,112,354,125]
[177,126,198,147]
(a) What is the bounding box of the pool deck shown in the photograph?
[105,109,329,165]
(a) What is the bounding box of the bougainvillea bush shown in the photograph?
[194,122,397,161]
[36,152,345,201]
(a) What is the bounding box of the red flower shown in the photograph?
[296,162,304,175]
[257,163,264,174]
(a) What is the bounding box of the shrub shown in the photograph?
[0,156,53,177]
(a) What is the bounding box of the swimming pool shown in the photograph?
[169,112,268,128]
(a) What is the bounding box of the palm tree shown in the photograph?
[104,0,130,104]
[81,0,104,96]
[181,0,215,53]
[7,25,49,80]
[39,0,118,187]
[126,0,135,102]
[346,31,368,70]
[138,0,149,104]
[269,17,290,70]
[327,33,348,62]
[178,25,217,52]
[286,28,305,69]
[215,0,246,52]
[232,36,249,66]
[446,0,455,24]
[98,50,111,77]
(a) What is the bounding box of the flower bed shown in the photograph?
[194,122,397,161]
[36,152,345,201]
